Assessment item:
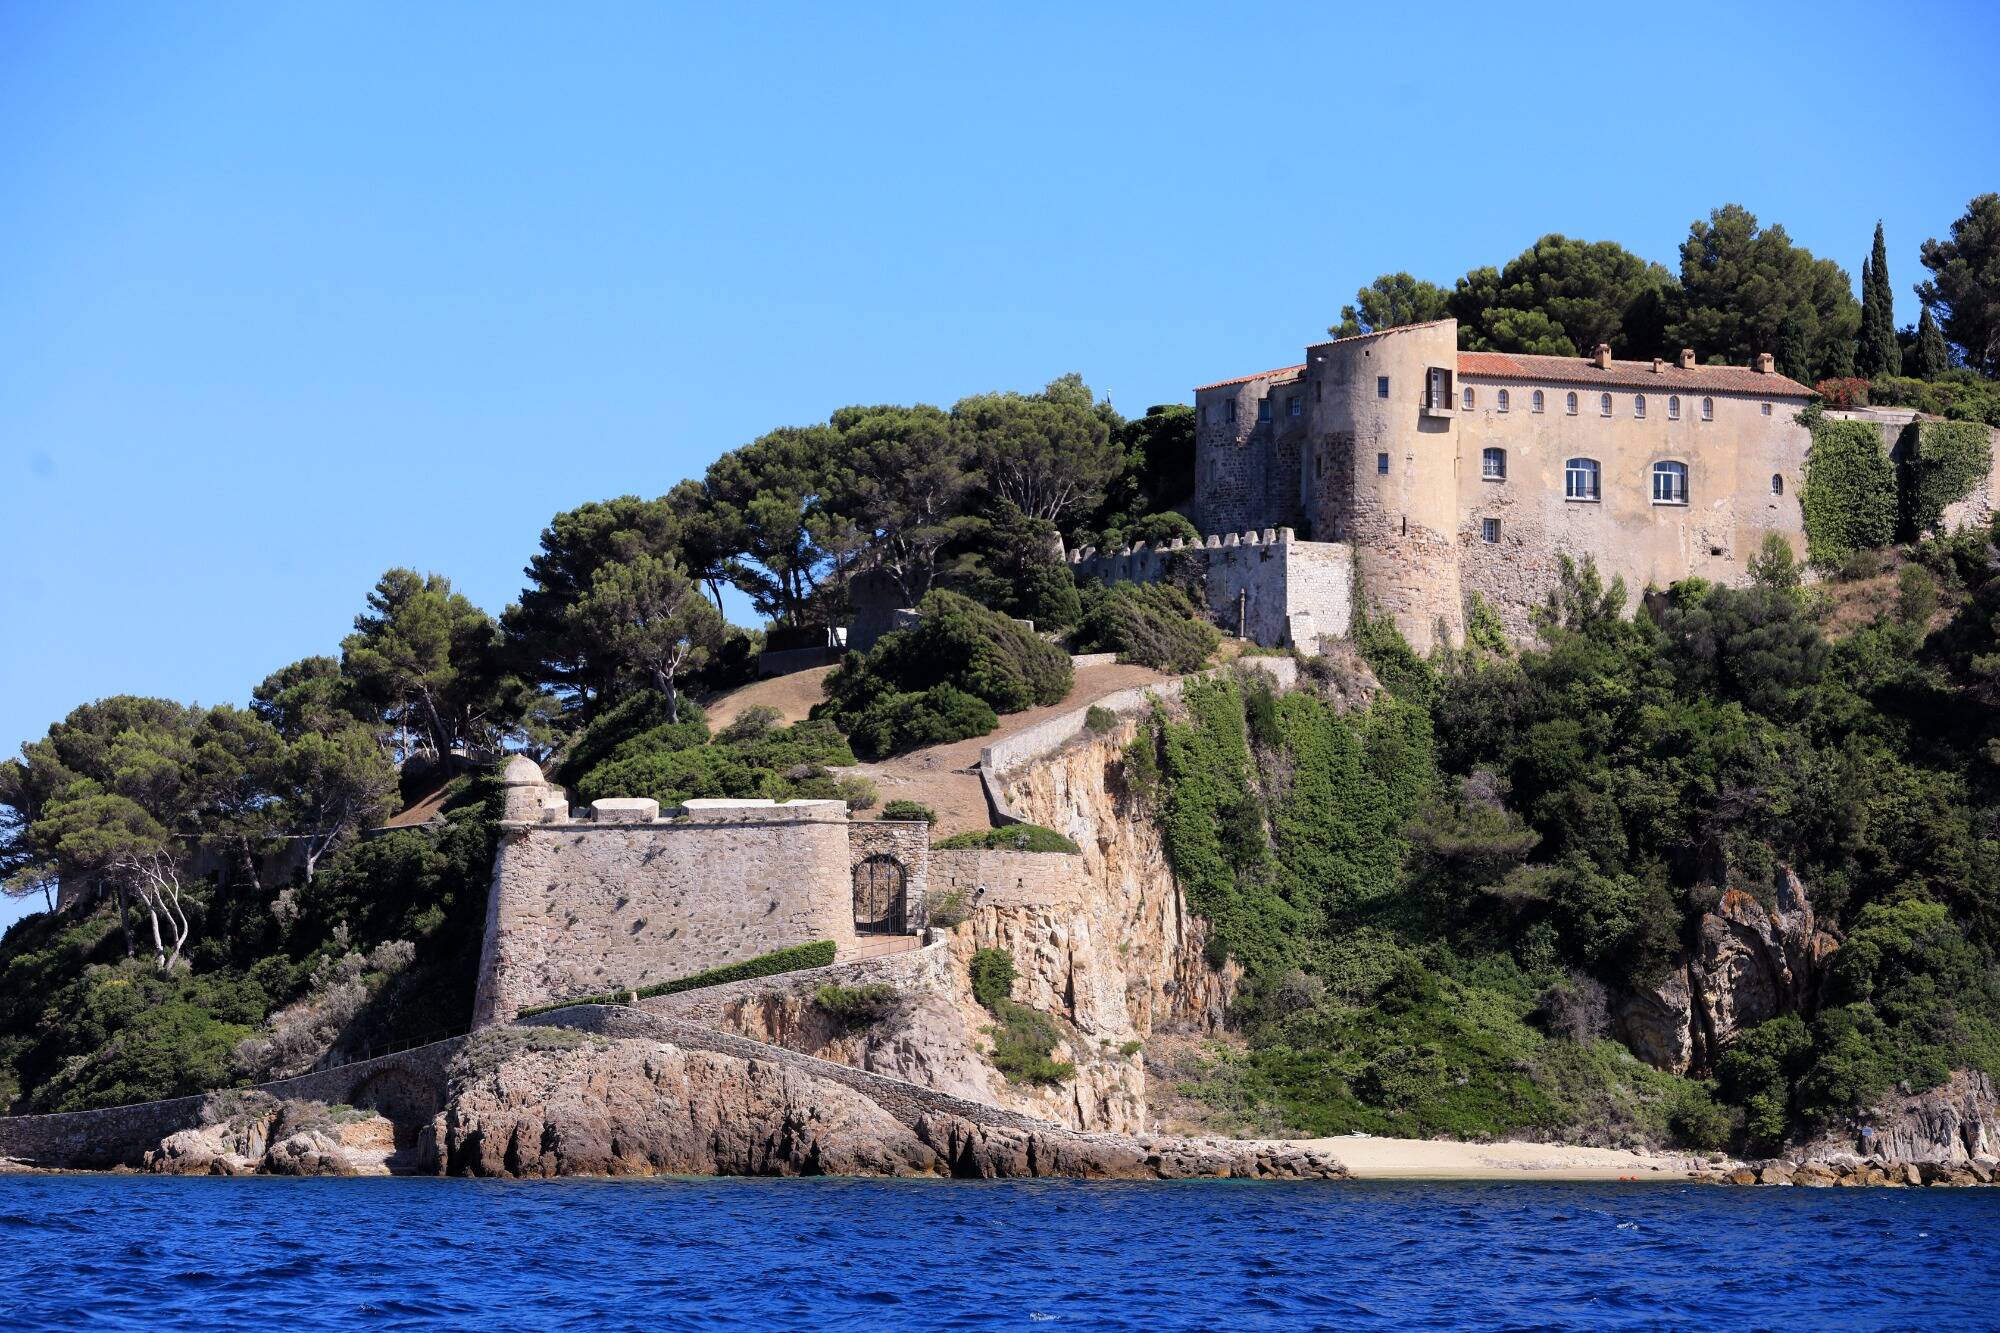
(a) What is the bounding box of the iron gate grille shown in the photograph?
[852,855,907,935]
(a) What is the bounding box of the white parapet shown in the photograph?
[591,797,661,823]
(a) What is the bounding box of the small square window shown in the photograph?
[1761,402,1773,415]
[1377,452,1390,475]
[1287,395,1301,418]
[1481,518,1501,544]
[1377,376,1390,399]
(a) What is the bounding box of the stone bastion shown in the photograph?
[470,758,1093,1027]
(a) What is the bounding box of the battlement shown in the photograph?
[1068,526,1352,652]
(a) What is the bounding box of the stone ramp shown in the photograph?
[838,934,922,963]
[522,1004,1345,1180]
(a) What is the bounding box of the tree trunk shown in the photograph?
[115,882,134,959]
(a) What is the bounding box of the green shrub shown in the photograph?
[1075,582,1220,673]
[879,800,938,823]
[1085,704,1119,734]
[1838,548,1884,581]
[935,823,1081,853]
[1900,419,1993,537]
[715,705,783,744]
[573,714,856,805]
[1801,417,1897,566]
[518,940,837,1016]
[1665,1082,1734,1151]
[921,886,971,929]
[984,999,1075,1084]
[814,982,899,1023]
[841,685,998,761]
[968,948,1018,1007]
[823,590,1072,719]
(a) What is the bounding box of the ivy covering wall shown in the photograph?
[1800,417,1897,566]
[1900,419,1994,538]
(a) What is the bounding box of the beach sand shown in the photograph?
[1295,1134,1717,1181]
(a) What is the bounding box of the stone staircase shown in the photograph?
[838,934,922,963]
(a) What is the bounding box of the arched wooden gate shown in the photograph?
[852,855,907,935]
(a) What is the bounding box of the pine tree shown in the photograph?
[1857,222,1901,377]
[1916,307,1950,380]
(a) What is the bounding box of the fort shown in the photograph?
[1161,318,1821,649]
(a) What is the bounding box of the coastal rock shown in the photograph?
[422,1027,1346,1181]
[1618,866,1837,1074]
[1798,1069,2000,1167]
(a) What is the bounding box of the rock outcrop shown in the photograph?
[1618,866,1839,1074]
[1798,1069,2000,1168]
[420,1024,1345,1180]
[142,1093,400,1176]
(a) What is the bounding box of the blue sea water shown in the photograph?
[0,1176,1993,1330]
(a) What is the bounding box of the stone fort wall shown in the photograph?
[1068,527,1352,651]
[471,791,859,1027]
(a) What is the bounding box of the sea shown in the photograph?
[1,1175,1992,1330]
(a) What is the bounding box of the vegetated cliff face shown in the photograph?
[1617,866,1838,1076]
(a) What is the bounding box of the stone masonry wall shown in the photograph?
[1068,529,1352,650]
[930,848,1094,910]
[0,1038,465,1170]
[471,800,856,1027]
[849,819,932,924]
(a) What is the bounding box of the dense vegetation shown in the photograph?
[1140,536,2000,1149]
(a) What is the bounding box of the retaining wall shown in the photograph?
[1069,527,1352,650]
[0,1038,465,1170]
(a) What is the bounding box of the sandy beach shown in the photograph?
[1297,1134,1717,1181]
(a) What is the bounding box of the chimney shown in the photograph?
[1679,348,1696,369]
[1652,357,1664,374]
[1754,352,1774,374]
[1592,343,1611,370]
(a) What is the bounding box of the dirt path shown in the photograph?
[846,660,1169,836]
[697,665,837,729]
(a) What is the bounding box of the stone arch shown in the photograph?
[852,854,908,935]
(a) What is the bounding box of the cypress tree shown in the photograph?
[1857,222,1901,377]
[1916,307,1950,380]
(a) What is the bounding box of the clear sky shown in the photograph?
[2,1,1997,929]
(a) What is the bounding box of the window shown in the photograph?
[1565,457,1601,501]
[1761,402,1773,416]
[1377,452,1390,475]
[1634,394,1647,419]
[1566,392,1579,415]
[1377,376,1390,399]
[1225,399,1236,423]
[1497,389,1510,413]
[1481,447,1506,480]
[1532,390,1545,413]
[1287,395,1301,418]
[1257,398,1271,423]
[1315,381,1323,403]
[1599,393,1613,417]
[1700,397,1714,421]
[1652,460,1689,504]
[1771,473,1784,496]
[1668,395,1681,421]
[1428,367,1450,408]
[1462,386,1475,410]
[1481,518,1501,544]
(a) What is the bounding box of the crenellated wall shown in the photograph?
[1067,527,1352,651]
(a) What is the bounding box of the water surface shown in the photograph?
[2,1175,1991,1330]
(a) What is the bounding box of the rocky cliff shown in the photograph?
[1618,866,1839,1074]
[418,1022,1343,1180]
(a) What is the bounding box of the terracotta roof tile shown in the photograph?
[1455,350,1812,397]
[1193,364,1306,392]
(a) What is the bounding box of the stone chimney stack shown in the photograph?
[1593,343,1612,370]
[1679,348,1697,369]
[1651,357,1665,374]
[1754,352,1775,374]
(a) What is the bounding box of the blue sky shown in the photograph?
[2,1,1996,927]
